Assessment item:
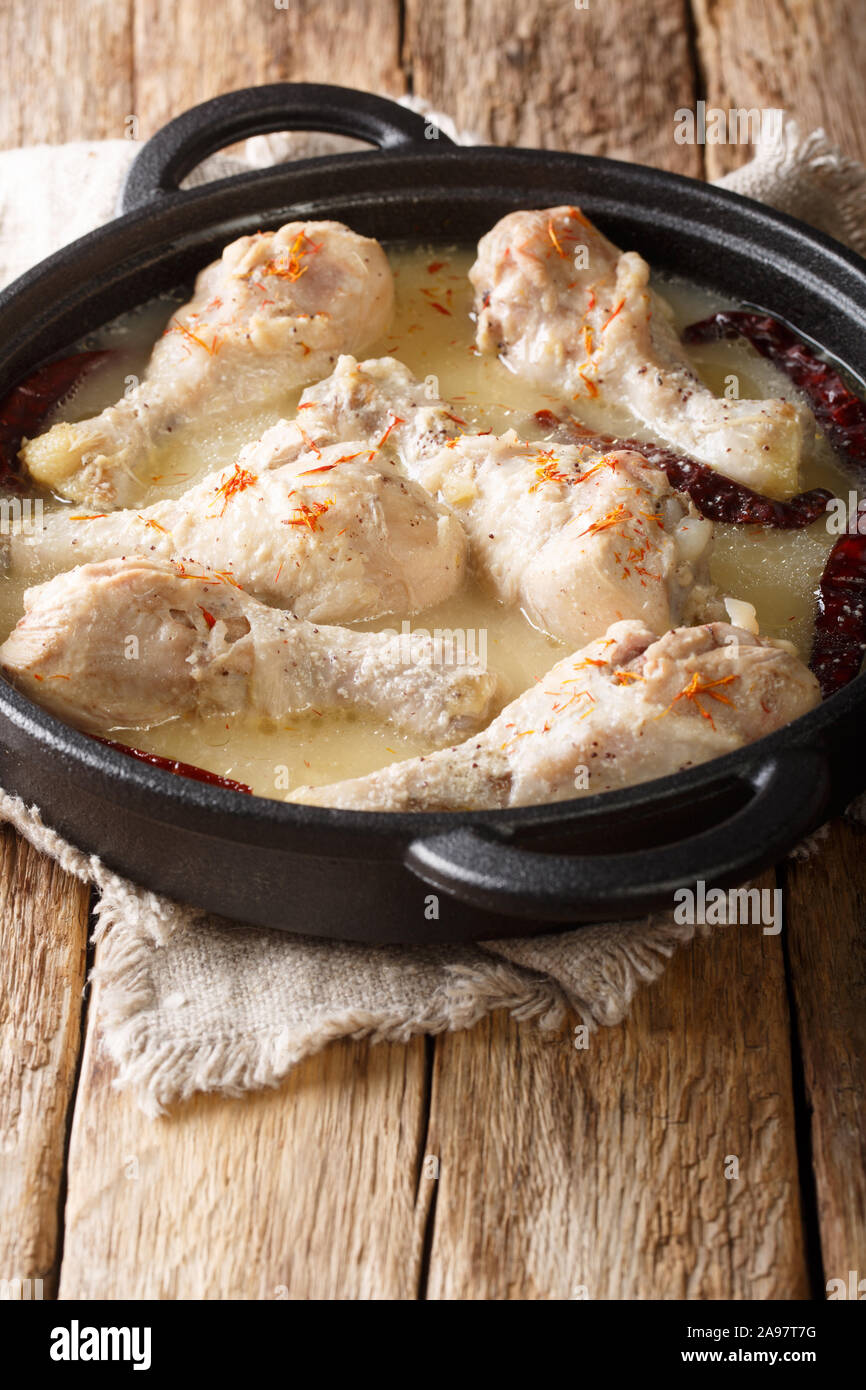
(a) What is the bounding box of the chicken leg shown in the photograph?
[8,421,468,623]
[297,355,721,645]
[20,221,394,509]
[470,206,804,497]
[291,620,820,809]
[0,558,499,742]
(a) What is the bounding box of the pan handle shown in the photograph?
[121,83,452,214]
[403,750,830,923]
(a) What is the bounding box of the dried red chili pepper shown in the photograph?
[94,735,253,794]
[0,349,113,487]
[809,533,866,697]
[682,310,866,477]
[534,409,832,527]
[681,311,866,692]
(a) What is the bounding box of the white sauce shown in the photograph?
[0,244,854,800]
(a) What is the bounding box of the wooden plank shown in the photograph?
[424,877,809,1299]
[58,1002,430,1300]
[408,0,804,1299]
[404,0,702,175]
[693,0,866,1293]
[693,0,866,178]
[0,0,134,149]
[132,0,405,142]
[785,825,866,1289]
[50,0,433,1305]
[8,0,857,1306]
[0,0,129,1302]
[0,828,89,1298]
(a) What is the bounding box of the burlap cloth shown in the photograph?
[1,108,864,1114]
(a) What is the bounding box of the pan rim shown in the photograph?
[1,139,864,840]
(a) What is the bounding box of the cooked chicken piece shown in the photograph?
[292,620,820,810]
[297,352,459,464]
[20,222,394,509]
[0,558,499,742]
[416,432,720,645]
[470,206,804,497]
[9,423,467,624]
[293,356,720,645]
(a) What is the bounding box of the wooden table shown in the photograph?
[1,0,864,1301]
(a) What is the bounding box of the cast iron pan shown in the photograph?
[0,84,863,942]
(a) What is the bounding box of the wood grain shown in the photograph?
[0,828,89,1298]
[693,0,866,177]
[131,0,405,142]
[693,0,866,1295]
[0,0,116,1304]
[0,0,134,148]
[0,0,413,1306]
[785,824,866,1288]
[2,0,864,1304]
[425,877,808,1300]
[408,0,804,1299]
[59,1002,430,1300]
[404,0,702,175]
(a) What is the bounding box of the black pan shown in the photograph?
[0,83,862,942]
